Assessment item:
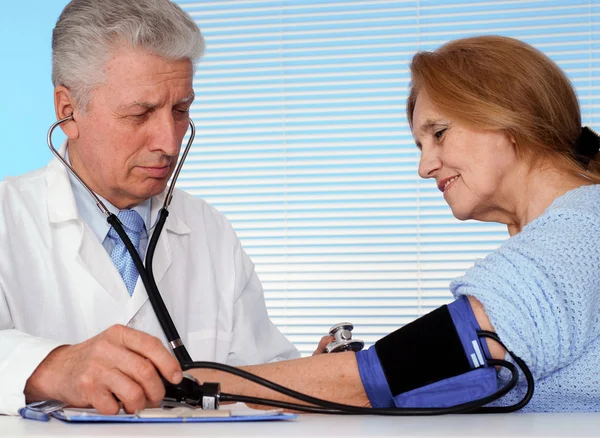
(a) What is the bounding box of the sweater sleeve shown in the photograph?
[450,208,600,380]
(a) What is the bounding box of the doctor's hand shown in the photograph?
[24,324,182,415]
[312,335,334,355]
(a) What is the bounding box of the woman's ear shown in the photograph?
[54,86,79,139]
[503,130,519,151]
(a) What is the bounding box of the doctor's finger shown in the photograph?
[116,326,182,384]
[103,368,148,414]
[113,348,168,404]
[313,336,334,355]
[89,384,122,416]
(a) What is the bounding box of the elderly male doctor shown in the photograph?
[0,0,298,416]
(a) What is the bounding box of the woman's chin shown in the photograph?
[449,205,472,221]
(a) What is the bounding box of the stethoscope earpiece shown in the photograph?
[325,322,364,353]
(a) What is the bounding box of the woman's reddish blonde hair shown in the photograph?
[407,35,600,181]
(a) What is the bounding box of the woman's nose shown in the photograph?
[418,148,442,179]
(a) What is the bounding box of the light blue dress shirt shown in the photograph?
[64,148,152,260]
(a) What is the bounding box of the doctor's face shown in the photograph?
[412,90,521,223]
[66,48,194,209]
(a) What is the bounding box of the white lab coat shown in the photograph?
[0,153,299,415]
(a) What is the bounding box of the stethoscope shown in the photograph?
[325,323,364,353]
[47,114,195,364]
[48,115,534,414]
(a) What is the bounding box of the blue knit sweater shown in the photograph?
[450,184,600,412]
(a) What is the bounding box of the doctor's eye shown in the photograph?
[130,112,149,121]
[173,108,190,121]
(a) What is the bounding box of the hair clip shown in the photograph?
[574,126,600,165]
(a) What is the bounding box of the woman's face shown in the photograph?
[412,90,522,222]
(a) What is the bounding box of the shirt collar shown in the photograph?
[65,145,152,242]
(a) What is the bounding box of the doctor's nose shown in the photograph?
[149,112,181,157]
[418,148,442,179]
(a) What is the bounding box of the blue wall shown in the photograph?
[0,1,69,179]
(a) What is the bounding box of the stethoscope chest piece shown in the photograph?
[325,322,364,353]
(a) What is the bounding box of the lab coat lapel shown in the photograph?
[46,147,130,307]
[125,191,190,322]
[148,191,191,285]
[78,224,130,306]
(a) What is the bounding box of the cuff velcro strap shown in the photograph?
[374,305,471,397]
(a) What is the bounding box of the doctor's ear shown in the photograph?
[54,86,80,140]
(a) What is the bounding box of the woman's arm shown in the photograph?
[187,349,371,408]
[188,296,500,408]
[467,296,505,360]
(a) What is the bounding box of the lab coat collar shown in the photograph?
[46,142,80,224]
[149,190,190,236]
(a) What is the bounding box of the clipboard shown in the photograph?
[20,402,298,423]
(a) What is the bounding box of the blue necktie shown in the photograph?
[109,210,145,296]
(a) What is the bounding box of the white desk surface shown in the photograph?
[2,412,600,438]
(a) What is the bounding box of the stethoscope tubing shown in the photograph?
[108,210,192,363]
[47,115,112,216]
[47,116,534,415]
[47,115,196,363]
[181,330,534,415]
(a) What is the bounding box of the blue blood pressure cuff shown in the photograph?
[356,296,497,408]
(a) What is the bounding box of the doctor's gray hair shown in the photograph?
[52,0,204,110]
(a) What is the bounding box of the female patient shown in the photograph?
[193,35,600,412]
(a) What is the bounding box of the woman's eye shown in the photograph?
[434,129,447,140]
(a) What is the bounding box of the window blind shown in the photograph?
[174,0,599,356]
